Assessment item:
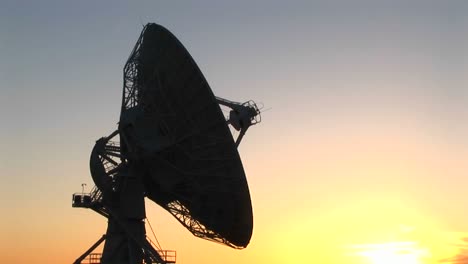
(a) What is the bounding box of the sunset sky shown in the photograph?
[2,1,468,263]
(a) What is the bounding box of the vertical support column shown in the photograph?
[101,171,147,264]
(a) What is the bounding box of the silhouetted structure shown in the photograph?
[72,23,261,264]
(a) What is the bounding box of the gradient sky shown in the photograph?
[2,1,468,263]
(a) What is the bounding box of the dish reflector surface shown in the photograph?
[119,24,253,248]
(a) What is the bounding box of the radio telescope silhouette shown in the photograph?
[72,23,262,264]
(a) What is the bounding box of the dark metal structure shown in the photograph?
[72,23,261,264]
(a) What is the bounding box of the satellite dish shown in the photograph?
[72,23,261,264]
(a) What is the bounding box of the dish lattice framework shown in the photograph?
[117,23,261,248]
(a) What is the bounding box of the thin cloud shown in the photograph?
[440,238,468,264]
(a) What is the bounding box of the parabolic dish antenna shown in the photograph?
[72,23,262,264]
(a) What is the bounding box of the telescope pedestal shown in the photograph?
[72,185,172,264]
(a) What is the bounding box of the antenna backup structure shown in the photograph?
[72,23,262,264]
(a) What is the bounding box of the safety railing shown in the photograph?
[79,251,175,264]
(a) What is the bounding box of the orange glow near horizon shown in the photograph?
[351,242,428,264]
